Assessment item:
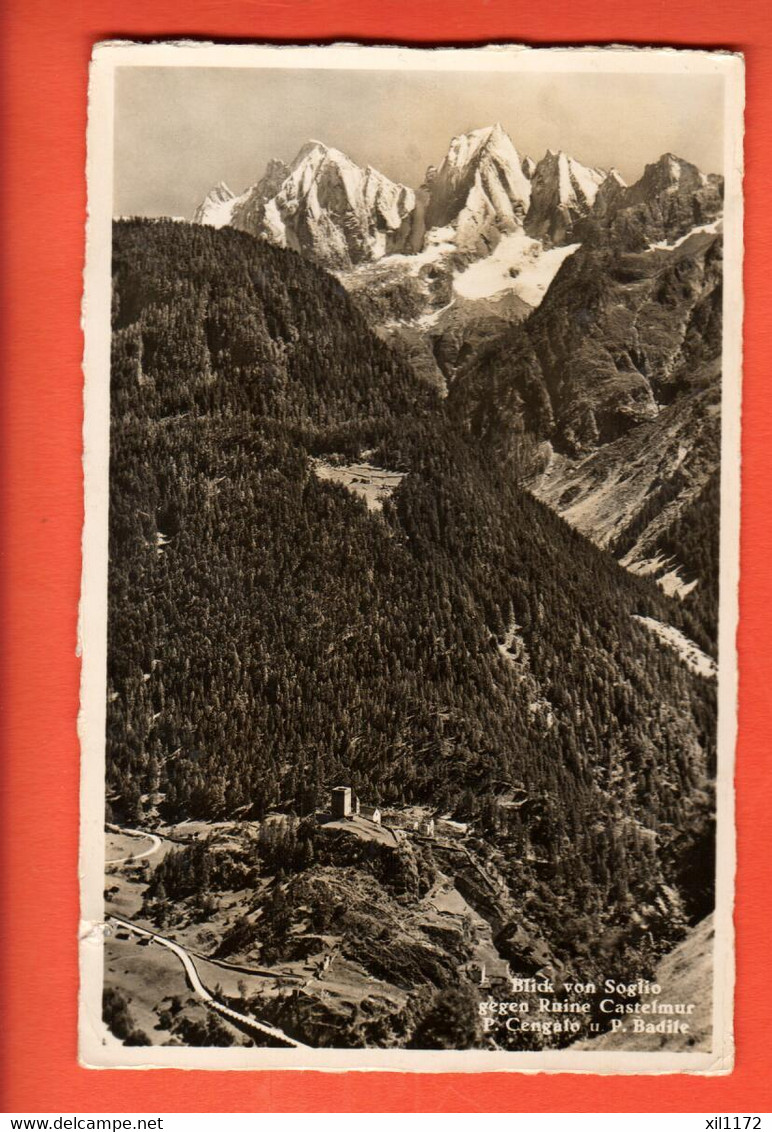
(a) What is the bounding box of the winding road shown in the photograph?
[105,824,163,865]
[109,915,306,1048]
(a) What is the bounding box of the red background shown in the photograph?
[1,0,770,1114]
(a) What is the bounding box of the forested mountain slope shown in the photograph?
[107,219,716,982]
[447,226,722,648]
[193,136,723,645]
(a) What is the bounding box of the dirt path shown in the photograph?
[188,948,303,982]
[632,615,717,679]
[109,914,306,1048]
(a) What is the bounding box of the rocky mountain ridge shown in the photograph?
[194,130,723,303]
[448,220,722,642]
[195,124,619,268]
[195,140,416,269]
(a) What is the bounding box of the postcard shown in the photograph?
[79,42,743,1071]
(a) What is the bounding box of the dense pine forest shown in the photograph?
[107,219,716,990]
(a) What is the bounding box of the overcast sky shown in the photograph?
[113,66,725,219]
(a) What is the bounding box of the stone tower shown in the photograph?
[331,786,352,819]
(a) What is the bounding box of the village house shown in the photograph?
[466,959,513,992]
[380,807,436,838]
[485,959,514,993]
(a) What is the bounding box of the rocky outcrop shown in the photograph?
[448,222,722,615]
[451,228,722,452]
[494,921,554,975]
[531,382,720,554]
[588,154,723,251]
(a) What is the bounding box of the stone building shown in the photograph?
[330,786,352,819]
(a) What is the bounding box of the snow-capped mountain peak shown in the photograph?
[440,122,508,171]
[423,124,533,255]
[193,132,721,301]
[196,140,416,268]
[194,182,240,228]
[295,138,327,156]
[525,150,608,244]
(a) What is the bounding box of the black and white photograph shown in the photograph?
[79,43,743,1071]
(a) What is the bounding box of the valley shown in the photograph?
[102,106,724,1051]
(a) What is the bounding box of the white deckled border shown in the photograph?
[79,41,745,1073]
